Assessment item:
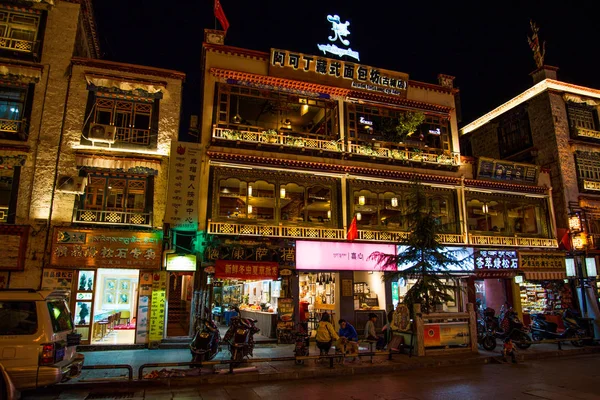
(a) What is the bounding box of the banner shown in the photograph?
[424,322,470,347]
[215,260,279,280]
[164,142,201,231]
[296,241,395,271]
[50,229,162,270]
[149,271,167,342]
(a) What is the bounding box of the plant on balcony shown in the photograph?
[223,129,241,140]
[325,139,342,151]
[368,181,470,315]
[358,144,376,156]
[292,137,305,147]
[411,148,423,161]
[395,112,425,143]
[261,129,279,143]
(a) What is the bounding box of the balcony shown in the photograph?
[582,180,600,192]
[348,143,460,166]
[0,206,7,223]
[74,209,152,227]
[468,234,557,248]
[0,118,25,141]
[213,127,342,153]
[0,37,38,54]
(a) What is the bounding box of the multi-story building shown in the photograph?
[196,28,560,342]
[0,0,184,346]
[461,65,600,328]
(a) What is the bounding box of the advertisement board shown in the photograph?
[423,322,470,347]
[296,241,395,271]
[397,246,473,272]
[215,260,279,280]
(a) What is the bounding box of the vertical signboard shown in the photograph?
[164,142,201,231]
[149,271,167,342]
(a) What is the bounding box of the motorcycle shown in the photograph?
[224,307,260,366]
[485,307,532,349]
[190,308,221,363]
[294,322,310,365]
[477,308,497,351]
[530,312,584,347]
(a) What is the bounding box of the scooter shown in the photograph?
[530,313,583,347]
[224,307,260,366]
[485,307,532,349]
[477,308,497,351]
[294,323,310,365]
[190,307,221,362]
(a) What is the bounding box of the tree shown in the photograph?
[368,181,470,314]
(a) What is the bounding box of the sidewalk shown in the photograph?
[70,341,600,385]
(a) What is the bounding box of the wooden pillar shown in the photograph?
[467,302,478,353]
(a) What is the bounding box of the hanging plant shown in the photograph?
[395,112,425,142]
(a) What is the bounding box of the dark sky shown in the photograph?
[93,1,600,138]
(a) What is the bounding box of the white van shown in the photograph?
[0,290,84,397]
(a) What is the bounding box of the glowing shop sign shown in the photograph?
[359,116,373,126]
[317,14,360,61]
[296,241,396,271]
[397,246,474,272]
[428,128,441,135]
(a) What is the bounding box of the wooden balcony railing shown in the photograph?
[575,127,600,140]
[0,118,23,134]
[208,221,557,247]
[212,127,343,152]
[0,37,38,54]
[583,180,600,192]
[74,209,152,227]
[0,206,7,223]
[348,143,460,166]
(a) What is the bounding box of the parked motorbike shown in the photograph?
[224,307,260,366]
[530,313,584,347]
[294,323,310,365]
[190,308,221,363]
[485,307,532,349]
[477,308,497,351]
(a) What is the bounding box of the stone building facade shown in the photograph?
[0,0,184,344]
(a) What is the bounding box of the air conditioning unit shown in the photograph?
[88,123,117,144]
[56,175,88,195]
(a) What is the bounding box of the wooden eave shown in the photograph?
[71,57,186,81]
[348,90,453,115]
[84,71,168,89]
[464,179,547,194]
[203,43,269,61]
[210,68,350,98]
[409,79,457,95]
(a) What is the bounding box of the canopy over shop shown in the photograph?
[47,228,163,345]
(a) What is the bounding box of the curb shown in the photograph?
[55,345,600,391]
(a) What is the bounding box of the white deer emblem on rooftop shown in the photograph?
[327,15,351,46]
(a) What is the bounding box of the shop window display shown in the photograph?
[519,281,573,314]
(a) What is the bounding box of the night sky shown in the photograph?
[93,0,600,138]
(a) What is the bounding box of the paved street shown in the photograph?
[22,353,600,399]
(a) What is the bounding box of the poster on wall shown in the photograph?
[41,269,74,291]
[136,295,150,344]
[423,322,470,347]
[164,142,201,231]
[277,298,294,330]
[149,271,167,342]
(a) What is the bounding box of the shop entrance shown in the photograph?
[88,268,139,345]
[166,272,194,337]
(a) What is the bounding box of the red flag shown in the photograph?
[347,216,358,241]
[557,228,572,251]
[214,0,229,33]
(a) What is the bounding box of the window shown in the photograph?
[496,105,532,158]
[466,193,550,237]
[0,168,16,223]
[0,301,37,335]
[91,96,154,145]
[0,85,29,140]
[47,300,73,333]
[82,175,148,212]
[215,83,339,140]
[214,171,335,226]
[351,184,457,232]
[0,8,41,54]
[575,152,600,190]
[567,103,597,132]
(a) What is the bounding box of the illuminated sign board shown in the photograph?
[166,253,197,271]
[317,14,360,61]
[296,241,396,270]
[475,250,518,270]
[270,48,408,97]
[397,246,474,272]
[518,252,566,270]
[477,157,539,185]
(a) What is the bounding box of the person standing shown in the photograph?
[315,312,339,355]
[365,313,386,350]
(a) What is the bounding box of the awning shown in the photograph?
[523,271,567,281]
[76,154,161,174]
[0,63,43,83]
[85,73,166,95]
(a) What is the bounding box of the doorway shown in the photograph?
[167,272,194,337]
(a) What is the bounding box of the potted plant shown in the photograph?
[262,129,279,144]
[395,112,425,143]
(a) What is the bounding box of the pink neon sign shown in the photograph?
[296,241,396,271]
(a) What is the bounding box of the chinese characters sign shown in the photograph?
[296,241,395,271]
[270,49,408,98]
[164,142,201,231]
[519,252,566,270]
[149,271,167,342]
[50,229,162,270]
[475,250,519,270]
[215,260,279,280]
[477,157,539,185]
[41,269,74,291]
[204,244,295,266]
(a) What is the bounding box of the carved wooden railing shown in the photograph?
[468,234,557,248]
[74,209,152,227]
[212,127,343,152]
[347,143,460,166]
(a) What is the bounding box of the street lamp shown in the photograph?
[568,211,589,317]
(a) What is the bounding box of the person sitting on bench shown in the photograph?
[315,312,339,356]
[364,313,386,350]
[338,319,359,361]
